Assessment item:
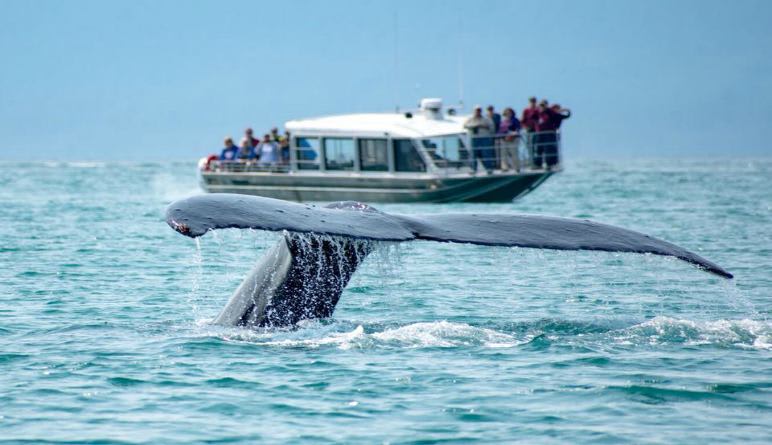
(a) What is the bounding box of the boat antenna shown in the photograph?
[393,8,400,112]
[456,13,464,110]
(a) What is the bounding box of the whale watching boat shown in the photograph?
[198,98,562,203]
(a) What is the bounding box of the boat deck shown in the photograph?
[201,122,562,203]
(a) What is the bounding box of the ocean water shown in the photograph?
[0,159,770,444]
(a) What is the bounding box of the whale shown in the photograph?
[166,194,732,328]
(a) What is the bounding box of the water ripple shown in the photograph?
[0,160,770,444]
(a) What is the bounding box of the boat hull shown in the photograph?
[199,171,555,203]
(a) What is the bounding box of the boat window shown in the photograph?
[393,139,426,172]
[295,137,320,170]
[358,138,388,171]
[324,138,356,171]
[421,135,468,167]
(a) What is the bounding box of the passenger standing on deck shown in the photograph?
[550,104,571,129]
[487,105,503,168]
[499,107,522,171]
[486,106,501,133]
[256,134,279,167]
[521,97,540,132]
[501,107,521,133]
[219,137,239,161]
[238,138,255,161]
[240,128,259,150]
[464,105,496,172]
[279,131,291,164]
[536,100,560,168]
[270,127,281,143]
[521,97,540,166]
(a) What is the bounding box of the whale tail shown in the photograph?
[167,194,732,327]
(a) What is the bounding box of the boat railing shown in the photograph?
[206,160,291,173]
[205,130,560,175]
[426,131,561,174]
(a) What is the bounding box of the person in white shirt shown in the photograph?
[463,105,496,171]
[256,134,279,167]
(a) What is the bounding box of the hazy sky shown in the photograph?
[1,0,770,160]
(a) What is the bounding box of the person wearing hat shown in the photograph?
[464,105,496,172]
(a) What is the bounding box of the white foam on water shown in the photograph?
[190,314,771,352]
[206,320,527,350]
[267,324,367,350]
[370,320,525,348]
[616,316,771,350]
[206,323,369,350]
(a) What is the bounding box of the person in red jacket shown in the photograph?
[521,97,540,167]
[521,97,539,132]
[535,100,567,168]
[535,100,555,131]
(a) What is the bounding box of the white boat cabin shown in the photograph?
[285,98,474,175]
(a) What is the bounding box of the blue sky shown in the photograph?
[0,0,770,160]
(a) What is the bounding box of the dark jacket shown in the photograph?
[553,110,571,129]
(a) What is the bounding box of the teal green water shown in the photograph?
[0,159,770,444]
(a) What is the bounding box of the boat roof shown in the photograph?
[285,112,468,139]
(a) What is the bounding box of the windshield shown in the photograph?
[421,134,469,167]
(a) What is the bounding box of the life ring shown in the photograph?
[200,155,218,171]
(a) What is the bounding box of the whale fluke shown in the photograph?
[166,194,414,241]
[166,194,732,327]
[168,194,732,279]
[395,213,732,279]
